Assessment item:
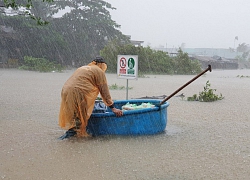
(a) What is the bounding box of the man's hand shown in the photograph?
[112,108,123,117]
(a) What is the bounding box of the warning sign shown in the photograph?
[117,55,138,79]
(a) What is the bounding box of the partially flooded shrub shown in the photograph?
[187,80,224,102]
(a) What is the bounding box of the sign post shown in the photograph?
[117,55,138,100]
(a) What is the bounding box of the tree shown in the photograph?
[172,48,202,74]
[49,0,129,65]
[0,15,68,64]
[237,43,250,61]
[237,43,249,52]
[0,0,129,66]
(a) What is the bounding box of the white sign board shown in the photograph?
[117,55,138,79]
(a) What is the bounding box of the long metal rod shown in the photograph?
[160,65,212,105]
[126,79,128,100]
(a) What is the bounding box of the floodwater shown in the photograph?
[1,68,250,180]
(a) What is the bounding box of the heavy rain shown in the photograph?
[1,1,250,180]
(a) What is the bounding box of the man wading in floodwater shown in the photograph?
[58,57,123,139]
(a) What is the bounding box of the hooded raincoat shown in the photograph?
[59,62,113,136]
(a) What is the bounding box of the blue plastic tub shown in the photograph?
[86,99,169,136]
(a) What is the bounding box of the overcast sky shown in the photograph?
[105,0,250,49]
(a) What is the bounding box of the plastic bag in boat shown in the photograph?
[92,101,107,113]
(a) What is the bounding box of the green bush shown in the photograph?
[19,56,64,72]
[187,81,224,102]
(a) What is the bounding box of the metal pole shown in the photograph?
[126,79,128,100]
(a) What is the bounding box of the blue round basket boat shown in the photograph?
[86,99,169,136]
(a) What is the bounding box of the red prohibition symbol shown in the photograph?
[120,57,126,68]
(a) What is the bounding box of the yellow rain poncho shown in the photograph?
[59,61,113,137]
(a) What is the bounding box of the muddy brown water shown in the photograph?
[1,69,250,180]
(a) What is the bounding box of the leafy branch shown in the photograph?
[2,0,54,25]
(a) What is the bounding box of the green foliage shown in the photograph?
[1,0,128,66]
[19,56,64,72]
[48,0,129,64]
[172,49,202,74]
[3,0,53,25]
[100,41,202,74]
[236,43,250,61]
[108,83,133,90]
[96,97,102,100]
[0,15,68,65]
[27,13,50,26]
[187,81,224,102]
[187,94,197,101]
[237,75,250,78]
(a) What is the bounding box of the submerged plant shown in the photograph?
[108,83,133,90]
[187,80,224,102]
[237,75,250,78]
